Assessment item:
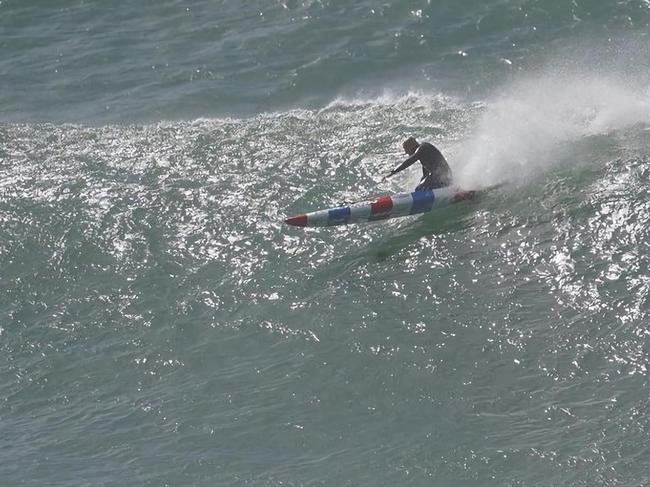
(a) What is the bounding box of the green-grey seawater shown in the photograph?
[2,1,650,486]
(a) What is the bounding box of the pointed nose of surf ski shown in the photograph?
[285,214,308,226]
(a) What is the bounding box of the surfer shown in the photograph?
[384,137,452,191]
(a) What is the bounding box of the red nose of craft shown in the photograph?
[285,214,308,226]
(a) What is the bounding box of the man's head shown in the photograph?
[402,137,419,156]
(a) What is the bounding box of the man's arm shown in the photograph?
[386,149,420,178]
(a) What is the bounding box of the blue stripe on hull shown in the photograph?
[328,206,351,223]
[409,190,434,214]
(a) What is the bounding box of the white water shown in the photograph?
[455,62,650,189]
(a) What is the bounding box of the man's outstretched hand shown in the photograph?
[382,170,394,183]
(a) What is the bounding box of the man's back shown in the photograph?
[416,142,452,188]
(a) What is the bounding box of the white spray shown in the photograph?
[454,69,650,189]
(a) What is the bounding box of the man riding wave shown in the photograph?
[384,137,452,191]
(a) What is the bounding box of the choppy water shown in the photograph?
[2,1,650,486]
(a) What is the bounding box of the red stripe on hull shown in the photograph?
[451,190,476,203]
[285,214,308,226]
[371,196,393,215]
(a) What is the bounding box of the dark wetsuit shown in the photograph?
[391,142,452,191]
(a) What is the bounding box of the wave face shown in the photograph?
[2,0,650,486]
